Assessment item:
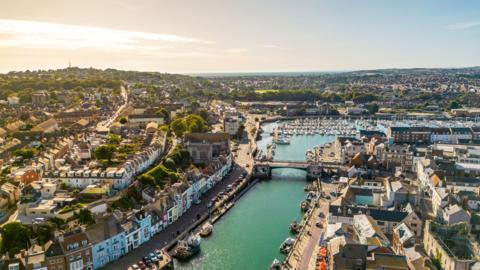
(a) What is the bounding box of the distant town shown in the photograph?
[1,66,480,270]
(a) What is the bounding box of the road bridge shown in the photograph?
[252,160,347,179]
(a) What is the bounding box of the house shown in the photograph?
[430,127,451,143]
[353,214,390,247]
[0,183,20,208]
[5,120,26,133]
[70,119,90,131]
[334,137,364,164]
[392,223,415,255]
[410,127,431,144]
[442,204,470,226]
[31,119,59,133]
[14,169,41,185]
[387,127,411,144]
[423,221,476,270]
[329,205,410,235]
[127,111,164,128]
[7,95,19,105]
[15,242,51,270]
[456,190,480,210]
[31,91,49,105]
[450,127,473,143]
[184,133,230,165]
[58,229,93,270]
[86,215,126,269]
[55,110,98,125]
[223,113,242,137]
[378,144,414,172]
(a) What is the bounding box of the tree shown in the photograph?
[119,117,128,124]
[138,174,155,186]
[449,100,461,110]
[14,148,36,159]
[156,108,170,123]
[94,144,116,161]
[170,118,187,137]
[366,104,379,115]
[107,134,121,145]
[184,114,206,133]
[0,222,31,256]
[75,209,95,225]
[250,127,257,137]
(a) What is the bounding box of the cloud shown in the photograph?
[223,48,248,53]
[257,44,279,48]
[0,19,215,51]
[447,21,480,30]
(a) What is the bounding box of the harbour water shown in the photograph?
[257,121,336,161]
[175,121,337,269]
[175,168,306,270]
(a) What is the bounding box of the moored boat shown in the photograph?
[300,200,309,212]
[172,235,201,260]
[199,222,213,237]
[269,258,282,270]
[289,220,300,234]
[279,237,295,254]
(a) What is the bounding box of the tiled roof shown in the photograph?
[330,205,408,222]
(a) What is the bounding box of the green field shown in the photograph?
[254,89,280,94]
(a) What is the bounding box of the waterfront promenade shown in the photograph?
[107,163,246,269]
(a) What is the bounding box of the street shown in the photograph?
[106,163,247,270]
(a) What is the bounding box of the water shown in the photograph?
[257,121,335,161]
[175,121,335,270]
[175,169,306,270]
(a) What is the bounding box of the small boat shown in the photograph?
[300,201,309,212]
[289,220,300,234]
[270,258,282,270]
[173,235,201,260]
[199,222,213,237]
[279,237,295,254]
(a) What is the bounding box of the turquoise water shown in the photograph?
[175,121,335,270]
[257,121,335,161]
[175,169,306,270]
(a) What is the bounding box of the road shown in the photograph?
[107,163,248,270]
[96,85,128,132]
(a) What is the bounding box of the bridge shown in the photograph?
[252,159,347,180]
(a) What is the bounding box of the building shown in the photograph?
[450,127,472,143]
[442,204,471,226]
[32,91,49,105]
[430,127,451,143]
[55,110,99,125]
[31,119,59,133]
[334,137,364,164]
[387,127,411,144]
[86,216,126,269]
[423,221,476,270]
[127,111,164,128]
[58,229,93,270]
[223,113,242,137]
[184,133,230,165]
[7,95,19,105]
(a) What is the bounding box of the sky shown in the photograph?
[0,0,479,73]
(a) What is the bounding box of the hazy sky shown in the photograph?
[0,0,479,73]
